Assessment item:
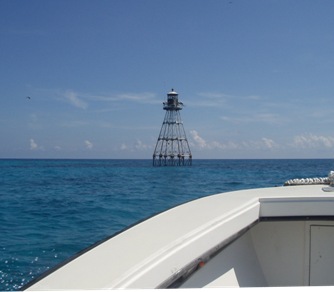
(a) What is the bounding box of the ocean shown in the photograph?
[1,158,333,290]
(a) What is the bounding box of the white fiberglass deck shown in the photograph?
[25,185,334,290]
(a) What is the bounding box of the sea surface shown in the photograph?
[1,158,333,290]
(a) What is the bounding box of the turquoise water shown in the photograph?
[1,159,333,290]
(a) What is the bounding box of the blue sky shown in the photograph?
[1,0,334,159]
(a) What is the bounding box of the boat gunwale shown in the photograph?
[23,185,334,290]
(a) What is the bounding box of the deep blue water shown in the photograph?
[1,159,333,290]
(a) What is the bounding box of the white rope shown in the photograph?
[283,171,334,186]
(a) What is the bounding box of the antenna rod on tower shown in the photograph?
[153,89,192,166]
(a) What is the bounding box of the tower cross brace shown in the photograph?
[153,89,192,166]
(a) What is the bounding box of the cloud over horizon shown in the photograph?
[292,134,334,149]
[29,138,38,150]
[84,140,93,150]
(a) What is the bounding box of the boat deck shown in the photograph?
[25,185,334,290]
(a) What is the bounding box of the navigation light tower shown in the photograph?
[153,89,192,166]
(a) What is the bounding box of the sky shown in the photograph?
[1,0,334,159]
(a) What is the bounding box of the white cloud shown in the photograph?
[89,92,157,104]
[30,138,38,150]
[84,140,93,149]
[193,92,229,107]
[120,143,128,150]
[190,130,239,150]
[190,130,207,148]
[190,130,278,151]
[29,138,44,151]
[117,93,156,103]
[118,140,152,152]
[255,113,281,124]
[292,134,334,148]
[261,138,279,149]
[135,139,151,150]
[65,90,88,109]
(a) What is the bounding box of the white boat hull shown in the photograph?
[24,185,334,289]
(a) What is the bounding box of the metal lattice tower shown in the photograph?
[153,89,192,166]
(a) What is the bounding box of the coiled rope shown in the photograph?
[284,171,334,186]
